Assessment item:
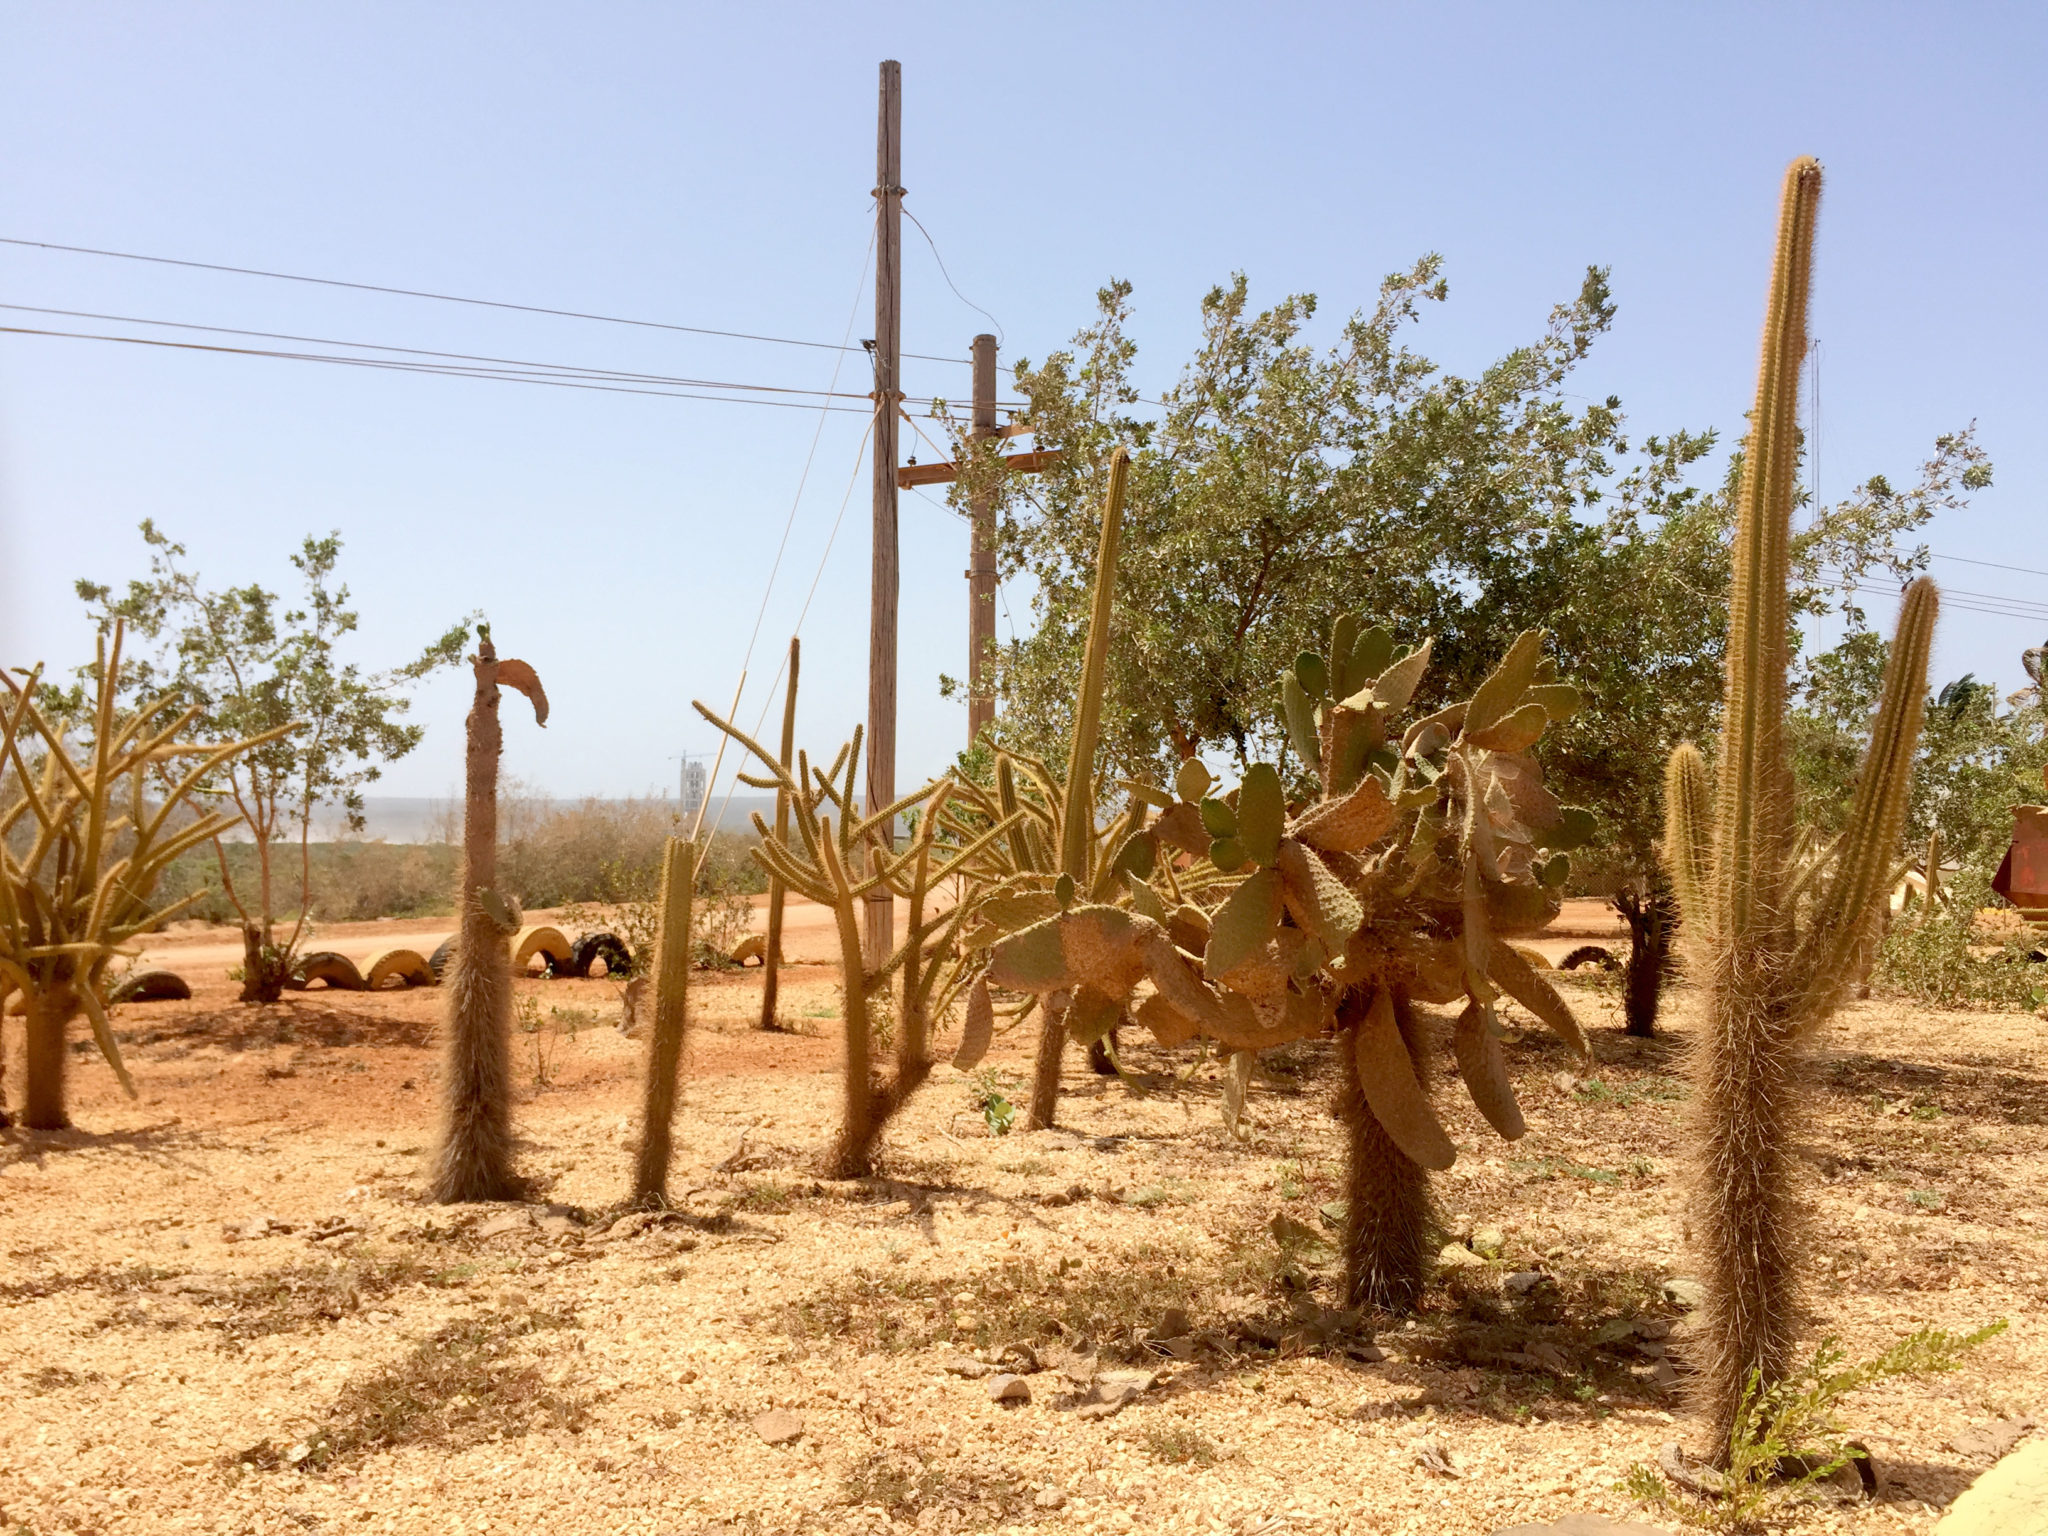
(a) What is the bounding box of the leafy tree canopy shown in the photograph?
[955,267,1991,876]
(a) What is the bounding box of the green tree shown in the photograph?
[76,522,471,1000]
[958,272,1989,1035]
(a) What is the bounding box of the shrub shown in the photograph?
[1873,865,2044,1010]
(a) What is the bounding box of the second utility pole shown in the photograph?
[864,58,903,968]
[966,333,998,747]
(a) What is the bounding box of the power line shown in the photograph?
[0,233,982,367]
[1932,550,2048,582]
[0,322,884,413]
[0,320,1030,417]
[903,206,1004,347]
[739,233,874,679]
[0,301,897,405]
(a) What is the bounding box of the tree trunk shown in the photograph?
[1336,987,1436,1312]
[1617,885,1676,1038]
[428,640,521,1203]
[237,924,288,1004]
[23,988,78,1131]
[1024,993,1069,1131]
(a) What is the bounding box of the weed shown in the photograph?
[786,1239,1278,1358]
[231,1304,583,1473]
[1908,1189,1946,1211]
[842,1451,950,1517]
[1517,1156,1622,1186]
[730,1180,795,1214]
[966,1067,1016,1137]
[1620,1323,2006,1531]
[1142,1424,1221,1465]
[215,1255,451,1341]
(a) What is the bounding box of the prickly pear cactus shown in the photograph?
[981,618,1595,1307]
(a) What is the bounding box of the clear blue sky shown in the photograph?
[4,2,2042,803]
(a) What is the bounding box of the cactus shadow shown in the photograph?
[0,1118,213,1173]
[119,998,436,1054]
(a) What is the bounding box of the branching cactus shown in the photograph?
[428,625,548,1203]
[698,704,1017,1178]
[982,618,1594,1309]
[1,623,290,1128]
[1661,157,1939,1457]
[935,450,1136,1129]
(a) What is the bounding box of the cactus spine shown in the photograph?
[632,836,699,1204]
[1683,158,1940,1455]
[1026,447,1130,1131]
[429,627,547,1203]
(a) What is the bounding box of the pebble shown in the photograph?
[986,1373,1030,1404]
[751,1409,803,1445]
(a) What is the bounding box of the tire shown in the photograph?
[510,925,572,977]
[294,951,367,991]
[364,948,436,989]
[569,931,633,980]
[1559,945,1619,972]
[109,969,193,1004]
[429,938,457,980]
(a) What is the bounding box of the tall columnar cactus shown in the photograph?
[428,626,548,1203]
[1,624,288,1128]
[632,836,698,1204]
[980,617,1596,1309]
[758,637,801,1031]
[1663,157,1940,1456]
[700,704,1012,1178]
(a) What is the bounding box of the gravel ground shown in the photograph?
[1,946,2041,1536]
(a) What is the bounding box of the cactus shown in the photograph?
[428,625,548,1203]
[0,623,290,1128]
[759,637,801,1030]
[632,836,698,1204]
[981,618,1596,1309]
[937,450,1139,1130]
[1672,158,1940,1456]
[1663,742,1713,936]
[699,704,1010,1178]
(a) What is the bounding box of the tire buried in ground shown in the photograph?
[293,951,367,991]
[109,969,194,1004]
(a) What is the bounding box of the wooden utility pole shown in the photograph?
[864,59,903,968]
[966,333,998,746]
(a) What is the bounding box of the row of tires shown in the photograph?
[104,926,637,1004]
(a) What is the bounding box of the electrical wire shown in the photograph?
[0,300,910,406]
[737,232,874,689]
[1932,551,2048,582]
[0,233,982,366]
[0,322,895,413]
[903,206,1004,347]
[701,418,874,836]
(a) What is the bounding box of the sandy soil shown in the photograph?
[1,918,2041,1536]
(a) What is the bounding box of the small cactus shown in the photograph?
[632,836,698,1204]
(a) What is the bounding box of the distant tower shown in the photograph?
[680,759,708,818]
